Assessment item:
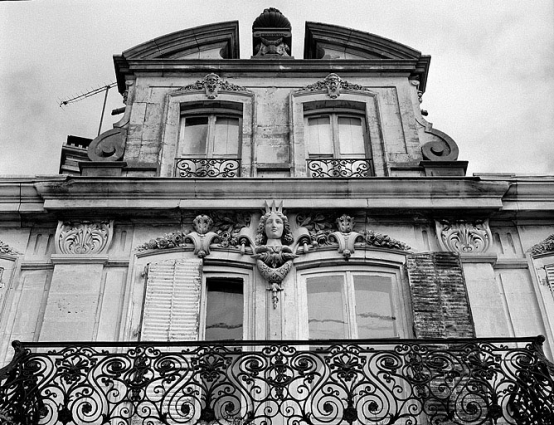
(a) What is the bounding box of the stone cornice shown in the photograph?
[31,177,508,212]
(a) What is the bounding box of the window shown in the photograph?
[300,270,408,339]
[305,113,368,159]
[179,114,241,158]
[204,277,244,340]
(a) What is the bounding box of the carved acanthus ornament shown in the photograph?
[296,212,411,256]
[297,74,371,99]
[179,74,249,99]
[0,241,20,256]
[136,212,253,256]
[252,201,297,308]
[530,234,554,257]
[436,220,492,254]
[55,221,114,255]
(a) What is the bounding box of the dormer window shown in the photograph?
[175,104,243,177]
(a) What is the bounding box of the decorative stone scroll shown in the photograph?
[252,201,297,308]
[418,119,460,161]
[55,220,114,255]
[0,241,20,256]
[87,128,126,162]
[179,74,249,99]
[295,212,411,256]
[530,234,554,257]
[296,74,371,99]
[435,219,492,254]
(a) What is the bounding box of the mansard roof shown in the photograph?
[304,22,431,91]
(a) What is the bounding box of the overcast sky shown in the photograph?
[1,0,553,176]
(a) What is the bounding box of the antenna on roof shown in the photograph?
[59,82,117,136]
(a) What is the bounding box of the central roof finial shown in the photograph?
[252,8,293,59]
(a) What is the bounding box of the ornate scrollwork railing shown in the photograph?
[175,158,240,178]
[307,158,373,178]
[0,337,552,425]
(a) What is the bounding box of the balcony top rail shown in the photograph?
[175,158,240,178]
[0,337,552,425]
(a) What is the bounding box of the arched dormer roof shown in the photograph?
[304,22,430,91]
[114,21,239,92]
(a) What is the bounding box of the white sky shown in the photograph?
[1,0,553,176]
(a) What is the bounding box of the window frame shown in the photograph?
[178,108,243,159]
[199,267,253,341]
[297,266,411,340]
[304,108,370,160]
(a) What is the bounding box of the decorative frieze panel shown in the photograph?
[435,219,492,254]
[295,212,411,257]
[178,73,250,99]
[55,221,114,255]
[296,73,372,99]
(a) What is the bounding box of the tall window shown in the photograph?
[204,277,244,340]
[305,113,368,159]
[301,270,407,339]
[179,114,241,158]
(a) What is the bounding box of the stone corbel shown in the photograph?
[329,214,364,260]
[435,219,492,254]
[55,220,114,255]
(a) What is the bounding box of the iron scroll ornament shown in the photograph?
[0,337,552,425]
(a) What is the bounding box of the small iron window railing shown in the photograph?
[175,158,240,178]
[307,158,374,178]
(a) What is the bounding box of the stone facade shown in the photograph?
[1,9,554,368]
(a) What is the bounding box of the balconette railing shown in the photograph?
[307,158,374,178]
[175,158,240,178]
[0,337,552,425]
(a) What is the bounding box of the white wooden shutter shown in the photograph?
[141,259,202,341]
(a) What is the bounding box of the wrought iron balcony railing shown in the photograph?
[0,337,552,425]
[175,158,240,178]
[307,158,374,178]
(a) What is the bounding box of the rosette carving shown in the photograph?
[436,219,492,254]
[55,221,114,255]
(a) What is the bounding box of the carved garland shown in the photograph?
[55,221,114,255]
[178,73,250,99]
[296,74,371,99]
[530,234,554,257]
[435,219,492,254]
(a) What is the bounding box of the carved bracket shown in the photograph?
[296,74,371,99]
[436,219,492,254]
[178,73,250,99]
[55,220,114,255]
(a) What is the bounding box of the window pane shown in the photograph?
[213,117,240,156]
[307,275,348,339]
[307,116,333,156]
[180,116,208,156]
[338,117,365,156]
[205,278,243,340]
[353,275,396,338]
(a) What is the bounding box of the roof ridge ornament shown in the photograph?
[296,73,371,98]
[178,73,249,99]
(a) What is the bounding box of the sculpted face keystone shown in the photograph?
[265,213,284,240]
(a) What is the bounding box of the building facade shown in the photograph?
[0,9,553,424]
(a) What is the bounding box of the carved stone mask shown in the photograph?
[336,214,354,233]
[193,215,213,235]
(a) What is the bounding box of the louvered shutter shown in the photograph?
[545,264,554,293]
[141,259,202,341]
[406,252,475,338]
